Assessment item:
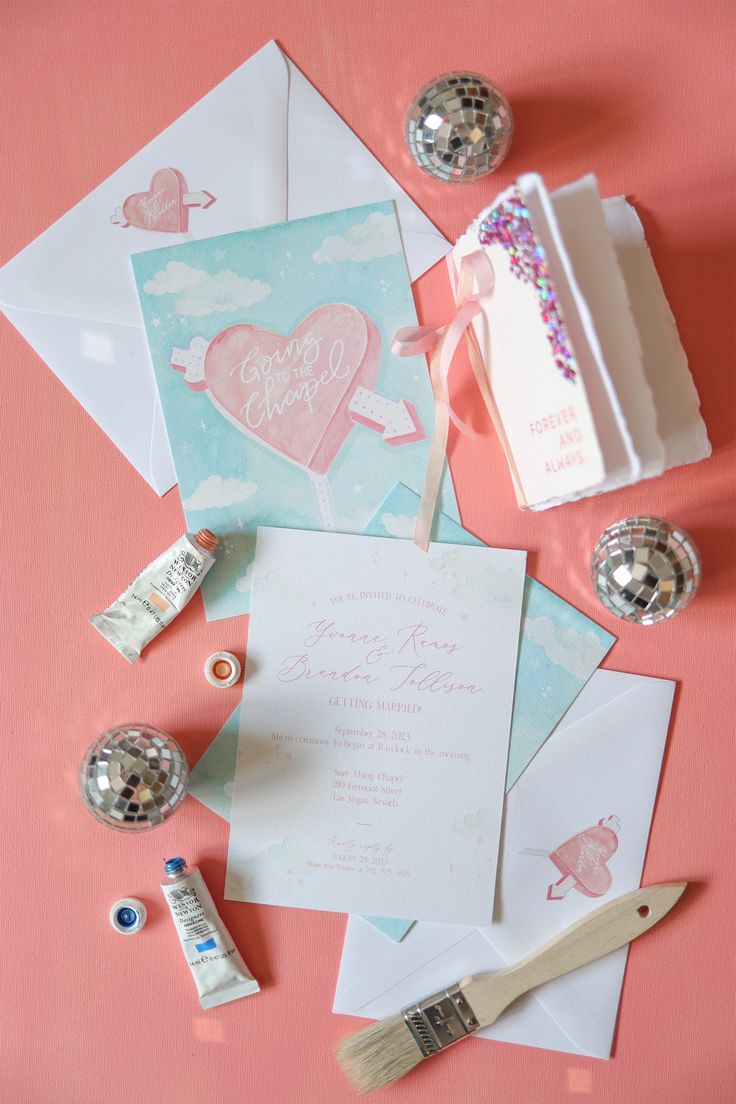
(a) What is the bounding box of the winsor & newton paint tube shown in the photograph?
[90,529,217,661]
[161,857,260,1009]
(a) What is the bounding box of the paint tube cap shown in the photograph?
[164,856,187,876]
[110,898,147,935]
[204,651,242,688]
[194,529,218,553]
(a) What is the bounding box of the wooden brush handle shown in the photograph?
[463,882,686,1029]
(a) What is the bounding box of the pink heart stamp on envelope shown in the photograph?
[124,168,188,233]
[111,168,216,233]
[547,815,620,900]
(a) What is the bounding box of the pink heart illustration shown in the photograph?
[203,305,381,474]
[549,821,619,898]
[123,168,188,233]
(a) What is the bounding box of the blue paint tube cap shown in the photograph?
[110,898,147,935]
[164,856,187,876]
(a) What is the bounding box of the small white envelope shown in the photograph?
[0,41,449,495]
[334,669,675,1058]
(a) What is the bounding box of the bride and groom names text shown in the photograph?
[277,616,481,696]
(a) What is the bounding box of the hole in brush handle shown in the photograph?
[637,904,651,918]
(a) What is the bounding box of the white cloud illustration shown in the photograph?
[235,563,303,601]
[143,261,271,316]
[525,616,608,680]
[452,807,499,839]
[313,211,402,264]
[380,512,414,538]
[227,839,312,899]
[335,506,373,533]
[429,547,523,606]
[255,571,303,602]
[235,561,257,594]
[249,839,311,876]
[182,475,258,510]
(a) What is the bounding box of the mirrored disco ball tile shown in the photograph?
[406,72,513,182]
[79,724,189,831]
[591,516,701,625]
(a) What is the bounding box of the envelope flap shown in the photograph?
[519,670,674,783]
[335,916,593,1057]
[285,56,450,280]
[1,303,175,493]
[513,944,630,1057]
[482,669,674,1056]
[0,41,290,327]
[333,916,493,1016]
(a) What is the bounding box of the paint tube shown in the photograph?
[161,857,260,1010]
[90,529,218,662]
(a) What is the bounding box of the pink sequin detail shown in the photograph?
[478,188,577,383]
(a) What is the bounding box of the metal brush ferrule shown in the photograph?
[402,984,481,1057]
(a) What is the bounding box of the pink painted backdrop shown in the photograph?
[1,2,734,1102]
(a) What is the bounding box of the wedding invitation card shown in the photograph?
[131,202,457,620]
[225,527,526,925]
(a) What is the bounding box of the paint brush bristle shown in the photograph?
[336,1013,425,1093]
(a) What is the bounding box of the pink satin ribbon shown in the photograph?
[391,250,495,550]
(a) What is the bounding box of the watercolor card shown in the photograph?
[131,202,457,619]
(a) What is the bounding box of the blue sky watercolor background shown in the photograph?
[132,202,457,620]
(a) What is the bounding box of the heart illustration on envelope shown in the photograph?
[125,169,189,233]
[111,168,216,233]
[547,815,620,900]
[171,304,426,477]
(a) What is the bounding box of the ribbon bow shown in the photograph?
[392,250,495,550]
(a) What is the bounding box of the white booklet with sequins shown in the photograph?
[451,173,710,509]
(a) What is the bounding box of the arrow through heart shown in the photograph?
[182,190,216,210]
[169,305,426,529]
[348,386,426,445]
[547,874,577,900]
[521,816,621,902]
[547,816,621,901]
[111,168,217,233]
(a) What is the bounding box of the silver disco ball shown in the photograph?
[405,71,513,183]
[591,516,701,625]
[80,723,189,831]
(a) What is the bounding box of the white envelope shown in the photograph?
[334,669,675,1058]
[0,41,449,495]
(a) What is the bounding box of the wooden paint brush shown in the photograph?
[337,882,686,1092]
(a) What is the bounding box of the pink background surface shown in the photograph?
[2,3,735,1102]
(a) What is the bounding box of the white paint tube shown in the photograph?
[161,857,260,1010]
[90,529,218,662]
